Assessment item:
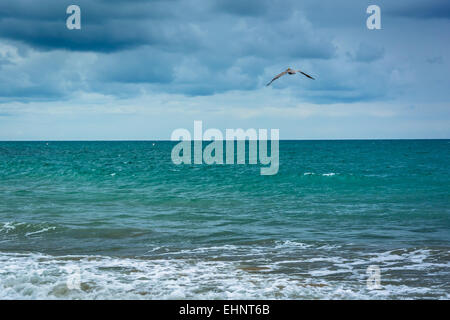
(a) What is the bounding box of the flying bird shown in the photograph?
[266,67,315,86]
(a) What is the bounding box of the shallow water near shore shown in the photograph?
[0,140,449,299]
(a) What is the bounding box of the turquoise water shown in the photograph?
[0,140,449,299]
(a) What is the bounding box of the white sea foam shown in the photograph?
[0,248,447,300]
[303,172,338,177]
[0,222,25,233]
[25,227,57,237]
[274,240,312,249]
[0,221,57,237]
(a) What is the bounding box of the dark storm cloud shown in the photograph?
[0,0,335,56]
[388,0,450,19]
[95,47,176,84]
[0,0,447,54]
[0,0,339,97]
[0,0,448,102]
[0,0,181,52]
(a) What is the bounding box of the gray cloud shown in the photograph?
[0,0,182,52]
[426,56,444,64]
[387,0,450,19]
[214,0,271,17]
[0,0,448,104]
[347,43,385,63]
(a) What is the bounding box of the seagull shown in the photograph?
[266,67,315,86]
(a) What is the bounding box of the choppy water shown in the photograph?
[0,140,449,299]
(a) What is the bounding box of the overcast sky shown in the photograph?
[0,0,449,140]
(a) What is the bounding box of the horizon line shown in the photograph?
[0,138,449,142]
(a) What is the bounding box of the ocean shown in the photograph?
[0,140,449,299]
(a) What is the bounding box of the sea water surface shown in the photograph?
[0,140,449,299]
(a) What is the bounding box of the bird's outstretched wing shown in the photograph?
[266,70,288,86]
[297,70,315,80]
